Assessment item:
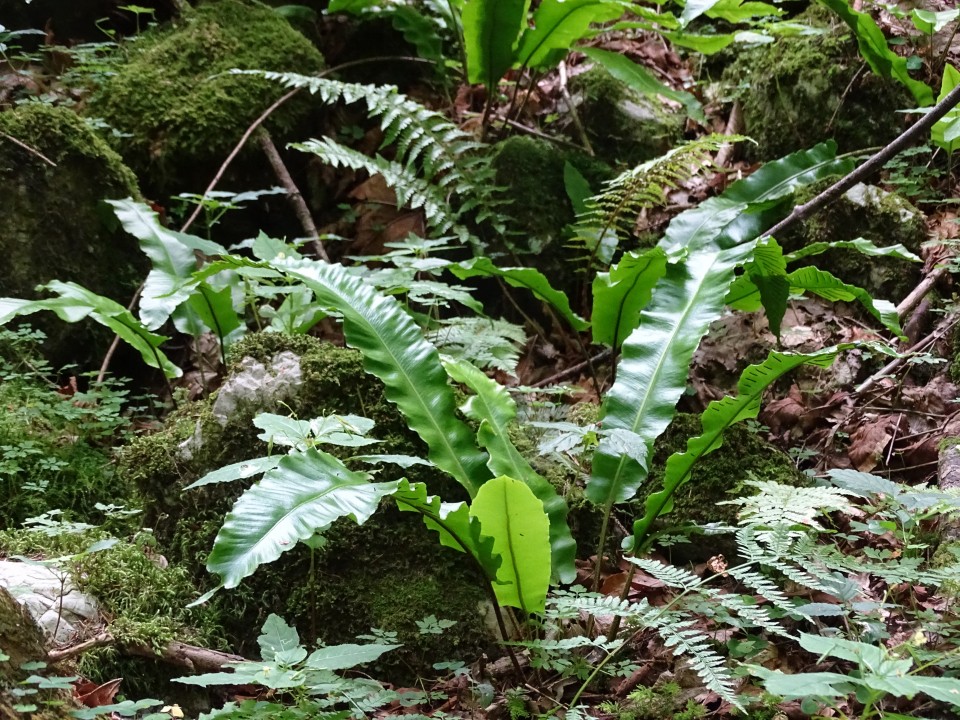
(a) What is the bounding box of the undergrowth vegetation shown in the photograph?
[1,0,960,718]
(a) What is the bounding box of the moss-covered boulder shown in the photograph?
[87,0,325,196]
[0,104,146,367]
[781,181,926,302]
[568,66,685,167]
[491,136,610,294]
[118,333,491,680]
[723,22,914,160]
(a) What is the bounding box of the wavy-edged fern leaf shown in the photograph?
[572,134,740,267]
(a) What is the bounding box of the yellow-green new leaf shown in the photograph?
[469,476,551,614]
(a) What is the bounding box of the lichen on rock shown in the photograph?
[87,0,325,196]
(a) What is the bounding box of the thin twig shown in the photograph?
[0,131,56,167]
[256,127,330,261]
[532,349,613,388]
[762,80,960,242]
[559,60,594,156]
[714,100,743,168]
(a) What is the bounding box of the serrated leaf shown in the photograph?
[450,257,589,331]
[206,449,398,588]
[442,357,575,583]
[470,476,551,613]
[274,258,491,496]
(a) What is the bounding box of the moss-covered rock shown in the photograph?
[87,0,325,196]
[118,333,491,680]
[723,22,914,160]
[0,104,146,367]
[780,181,926,302]
[491,136,611,294]
[568,66,685,167]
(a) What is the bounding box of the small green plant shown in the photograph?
[600,682,704,720]
[174,614,401,719]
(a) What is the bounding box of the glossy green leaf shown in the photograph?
[450,257,589,331]
[786,266,904,339]
[588,143,852,514]
[182,282,244,347]
[441,357,575,583]
[393,479,500,579]
[206,449,398,588]
[0,281,181,378]
[462,0,530,88]
[258,614,301,662]
[631,345,852,550]
[725,238,789,336]
[516,0,626,70]
[784,236,921,264]
[703,0,782,23]
[469,476,551,613]
[932,64,960,153]
[818,0,933,106]
[591,248,668,348]
[911,8,959,35]
[274,258,491,496]
[581,47,704,122]
[184,456,283,490]
[679,0,723,26]
[662,30,734,54]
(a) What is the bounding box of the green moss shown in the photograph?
[491,136,611,294]
[569,67,685,167]
[723,23,913,161]
[781,180,925,302]
[0,104,146,367]
[118,333,489,681]
[88,0,325,195]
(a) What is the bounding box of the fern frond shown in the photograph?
[571,134,741,267]
[724,480,855,529]
[646,617,741,709]
[545,589,657,621]
[724,567,796,616]
[234,70,506,236]
[628,557,701,591]
[292,137,473,243]
[426,316,527,374]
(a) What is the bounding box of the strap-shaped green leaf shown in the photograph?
[207,448,399,588]
[0,281,181,378]
[276,258,491,496]
[442,357,576,583]
[588,143,853,513]
[631,345,854,550]
[725,238,789,336]
[462,0,530,89]
[591,248,668,348]
[393,479,500,580]
[517,0,626,71]
[786,266,905,339]
[784,237,921,264]
[450,257,589,331]
[818,0,933,106]
[470,476,551,614]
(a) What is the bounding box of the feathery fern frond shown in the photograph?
[723,480,856,529]
[292,137,474,243]
[234,70,505,235]
[645,617,741,709]
[571,134,743,267]
[426,316,527,374]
